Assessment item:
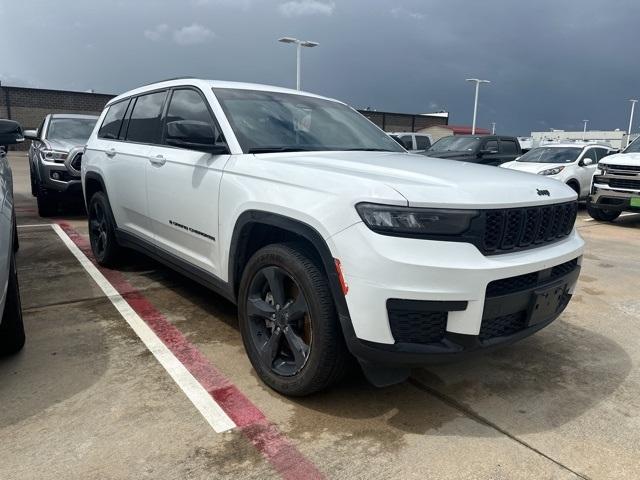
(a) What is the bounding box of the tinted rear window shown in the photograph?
[126,91,168,144]
[98,101,129,140]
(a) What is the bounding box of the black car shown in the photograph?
[423,135,521,166]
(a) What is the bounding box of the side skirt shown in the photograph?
[115,229,236,304]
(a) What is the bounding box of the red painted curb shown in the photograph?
[58,222,325,480]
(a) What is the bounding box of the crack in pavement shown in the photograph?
[408,377,590,480]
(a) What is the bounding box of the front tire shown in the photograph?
[238,243,348,396]
[36,185,57,217]
[88,192,122,266]
[0,250,25,356]
[587,204,621,222]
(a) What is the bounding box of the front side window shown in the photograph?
[516,147,581,164]
[163,89,225,150]
[126,91,168,144]
[46,117,97,143]
[428,136,482,152]
[484,140,498,151]
[213,88,403,153]
[98,100,129,140]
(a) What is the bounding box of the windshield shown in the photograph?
[46,117,96,142]
[212,88,404,153]
[517,146,581,164]
[428,136,482,152]
[623,137,640,153]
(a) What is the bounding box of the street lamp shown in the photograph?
[627,99,638,147]
[582,119,589,140]
[491,122,496,134]
[465,78,490,135]
[278,36,319,90]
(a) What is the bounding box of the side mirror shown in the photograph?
[0,120,24,146]
[23,129,38,141]
[580,157,594,166]
[165,120,228,154]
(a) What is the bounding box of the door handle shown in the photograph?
[149,154,166,166]
[105,148,117,158]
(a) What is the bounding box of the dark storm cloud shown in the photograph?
[2,0,639,134]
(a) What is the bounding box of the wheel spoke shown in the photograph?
[283,327,309,370]
[247,296,276,321]
[263,267,287,306]
[284,292,308,322]
[259,329,282,366]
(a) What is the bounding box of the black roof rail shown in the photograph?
[139,76,199,87]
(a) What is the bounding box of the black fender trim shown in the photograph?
[228,210,355,343]
[83,171,109,208]
[115,229,235,303]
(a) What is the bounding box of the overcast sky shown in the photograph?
[2,0,639,135]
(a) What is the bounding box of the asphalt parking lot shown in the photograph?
[1,152,639,479]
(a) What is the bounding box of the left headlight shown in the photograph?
[356,203,478,236]
[538,166,565,176]
[42,150,67,161]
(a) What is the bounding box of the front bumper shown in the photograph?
[37,158,81,193]
[589,183,640,212]
[329,222,584,364]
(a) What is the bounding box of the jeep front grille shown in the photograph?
[481,202,577,254]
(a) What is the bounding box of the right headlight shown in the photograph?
[356,203,478,236]
[538,166,565,176]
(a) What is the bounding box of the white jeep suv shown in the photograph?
[500,142,616,199]
[80,78,584,395]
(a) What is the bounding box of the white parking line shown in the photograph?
[17,224,54,228]
[50,223,236,433]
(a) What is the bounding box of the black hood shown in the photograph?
[423,150,476,160]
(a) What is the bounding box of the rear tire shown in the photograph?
[238,243,348,396]
[36,185,57,217]
[587,204,620,222]
[88,191,122,267]
[0,250,25,356]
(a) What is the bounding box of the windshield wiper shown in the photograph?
[248,146,318,154]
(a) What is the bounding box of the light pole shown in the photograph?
[465,78,490,135]
[491,122,496,134]
[582,119,589,140]
[278,36,319,90]
[627,99,638,147]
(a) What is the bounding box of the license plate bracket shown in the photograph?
[528,283,568,326]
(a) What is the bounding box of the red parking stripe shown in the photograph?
[57,222,324,480]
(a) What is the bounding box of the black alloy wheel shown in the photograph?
[88,192,122,266]
[246,265,312,377]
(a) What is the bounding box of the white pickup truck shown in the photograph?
[588,137,640,221]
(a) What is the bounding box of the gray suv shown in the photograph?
[25,114,98,216]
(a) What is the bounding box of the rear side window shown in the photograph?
[98,101,129,140]
[400,135,414,149]
[415,135,431,150]
[126,91,168,144]
[500,140,518,154]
